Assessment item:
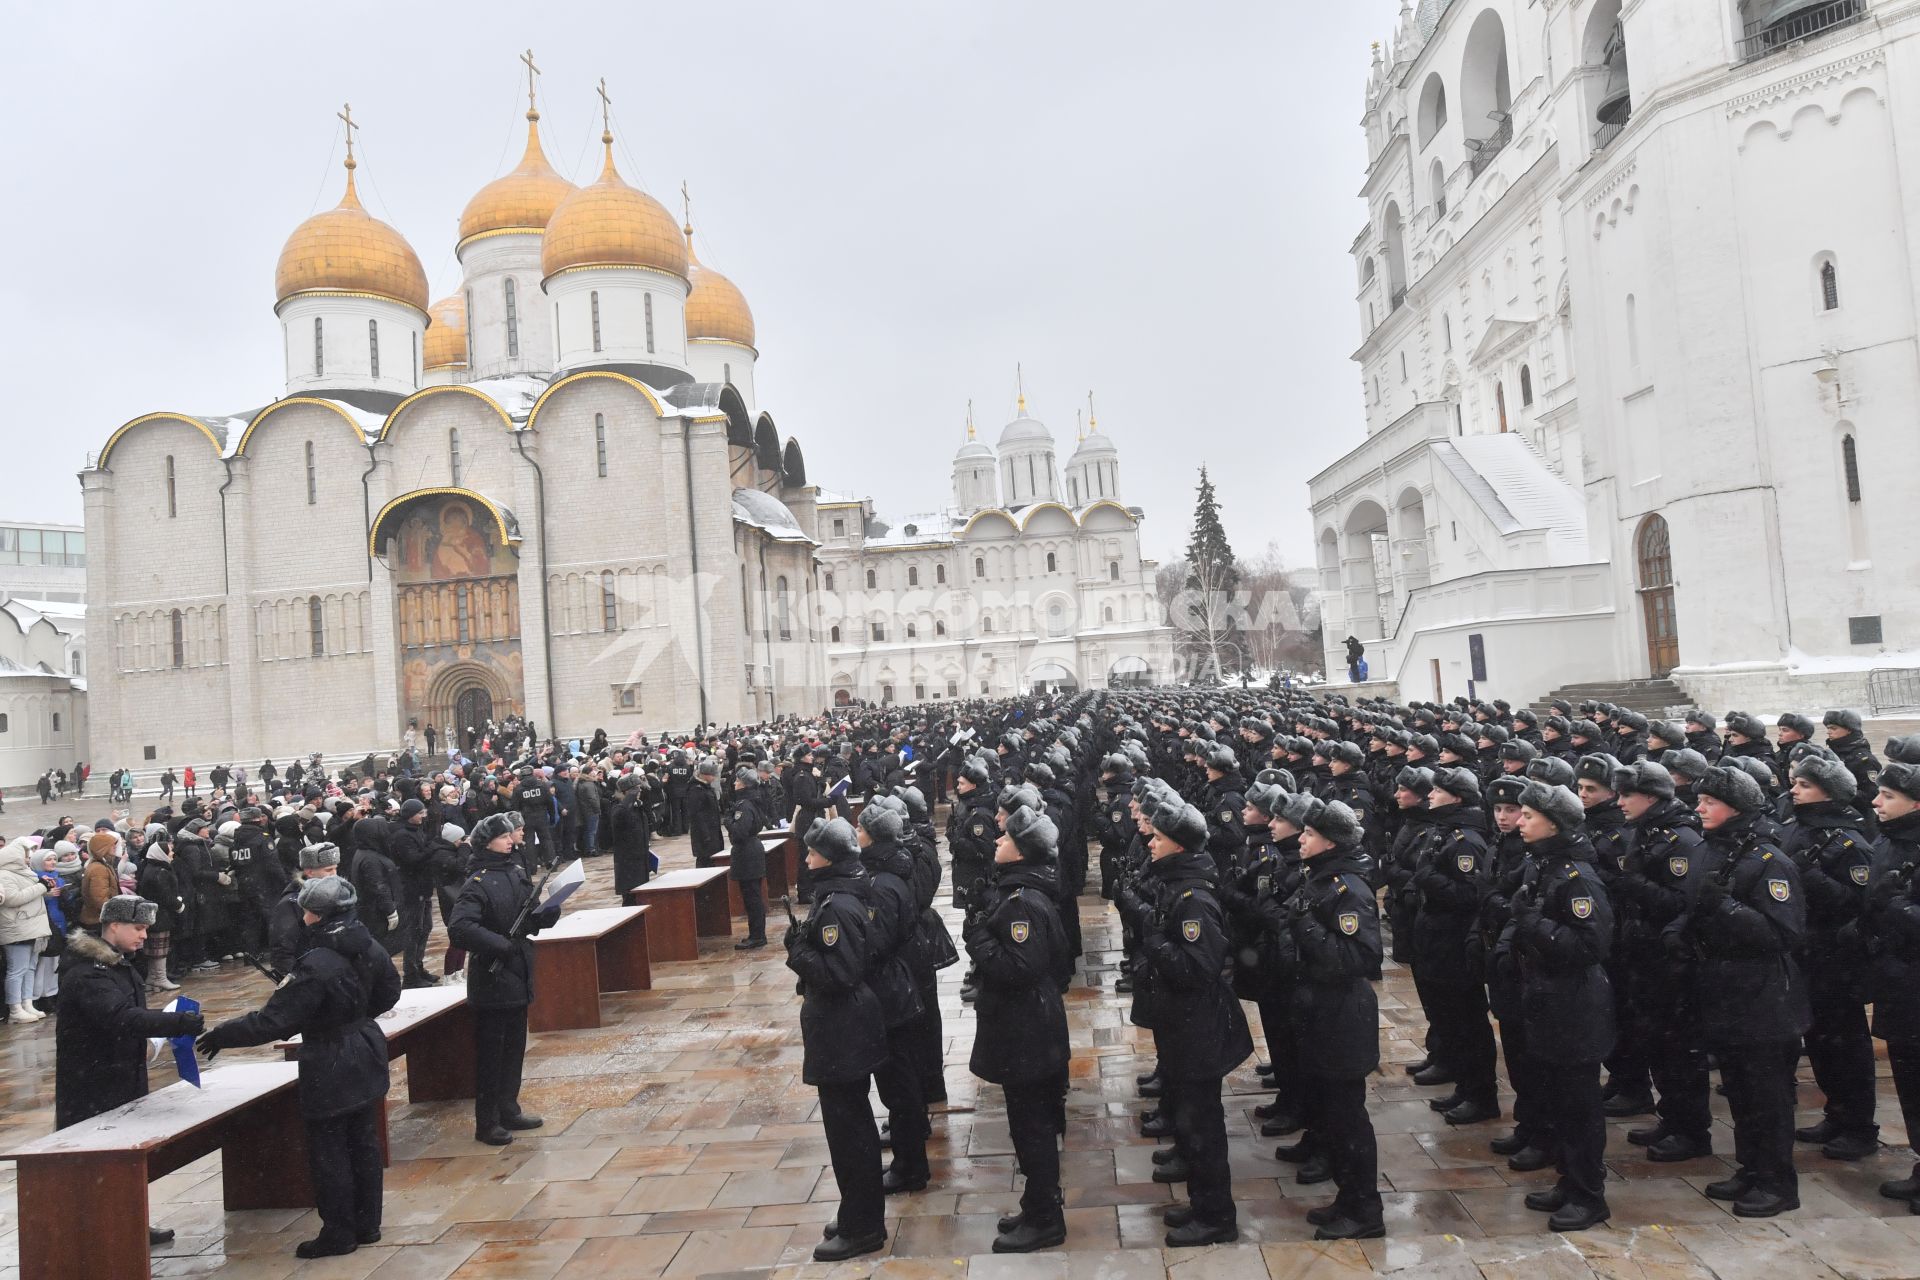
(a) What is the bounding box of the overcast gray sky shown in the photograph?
[6,1,1394,566]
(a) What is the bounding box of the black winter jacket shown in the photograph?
[965,861,1069,1084]
[198,915,401,1118]
[785,860,888,1085]
[1137,850,1253,1081]
[1286,850,1381,1078]
[1667,814,1809,1046]
[1508,833,1616,1066]
[447,849,562,1010]
[1864,809,1920,1042]
[54,932,202,1129]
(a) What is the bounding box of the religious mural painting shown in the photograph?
[381,492,527,741]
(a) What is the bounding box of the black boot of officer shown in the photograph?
[793,819,891,1262]
[448,812,561,1144]
[968,808,1072,1252]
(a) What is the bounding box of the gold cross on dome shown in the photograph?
[337,102,358,163]
[681,180,692,232]
[521,49,541,111]
[596,78,613,135]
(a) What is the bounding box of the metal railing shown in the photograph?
[1593,118,1626,153]
[1467,114,1513,179]
[1738,0,1863,62]
[1868,666,1920,715]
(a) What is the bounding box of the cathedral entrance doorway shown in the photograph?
[455,685,494,738]
[372,489,529,740]
[1636,513,1679,677]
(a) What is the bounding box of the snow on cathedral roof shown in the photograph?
[731,487,815,544]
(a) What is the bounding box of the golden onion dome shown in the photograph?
[541,134,688,282]
[683,228,756,348]
[274,158,429,313]
[422,294,469,370]
[458,109,575,247]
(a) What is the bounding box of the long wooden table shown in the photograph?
[0,1062,387,1280]
[529,904,652,1033]
[277,982,475,1102]
[762,828,801,897]
[626,865,733,961]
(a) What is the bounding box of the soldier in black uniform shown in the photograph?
[1783,753,1879,1160]
[688,759,724,870]
[1864,762,1920,1210]
[854,803,930,1190]
[968,806,1072,1253]
[197,876,402,1259]
[1611,761,1718,1163]
[665,749,693,836]
[1411,767,1498,1126]
[514,768,556,870]
[1286,800,1384,1240]
[1573,753,1647,1120]
[609,774,654,897]
[1671,765,1809,1217]
[1507,781,1615,1232]
[725,774,768,948]
[1095,754,1138,901]
[948,758,999,1000]
[793,818,891,1262]
[1200,746,1247,871]
[447,812,562,1145]
[1480,776,1550,1169]
[1137,801,1252,1246]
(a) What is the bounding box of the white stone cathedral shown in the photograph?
[83,82,830,769]
[1310,0,1920,711]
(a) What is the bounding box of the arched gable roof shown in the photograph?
[378,384,514,444]
[782,438,807,488]
[233,396,367,457]
[1078,499,1138,527]
[95,412,226,470]
[1020,502,1076,532]
[525,370,667,434]
[753,416,782,476]
[960,509,1020,538]
[367,487,523,559]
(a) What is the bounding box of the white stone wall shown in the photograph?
[278,294,425,400]
[459,234,556,380]
[685,340,757,416]
[549,269,689,374]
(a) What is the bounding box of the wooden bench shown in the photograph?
[277,982,475,1102]
[762,828,801,897]
[626,865,733,961]
[529,904,652,1033]
[709,851,748,916]
[0,1062,388,1280]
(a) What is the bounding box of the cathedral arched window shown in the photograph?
[1046,552,1057,573]
[1520,366,1534,407]
[601,571,618,632]
[504,278,520,357]
[309,596,325,658]
[411,332,418,386]
[305,441,317,505]
[591,291,603,353]
[368,319,380,378]
[165,456,176,518]
[313,317,324,377]
[936,620,947,636]
[644,294,655,353]
[983,616,994,633]
[866,569,876,590]
[464,290,475,365]
[908,566,919,586]
[449,428,463,486]
[974,556,985,579]
[936,563,946,584]
[595,414,608,478]
[776,576,792,641]
[823,570,834,591]
[830,625,841,643]
[906,623,917,640]
[170,609,184,669]
[1109,560,1120,580]
[1820,259,1840,312]
[1843,434,1862,503]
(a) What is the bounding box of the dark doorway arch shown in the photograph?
[1636,513,1678,676]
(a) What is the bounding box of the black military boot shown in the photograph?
[992,1198,1065,1253]
[1646,1133,1713,1163]
[814,1226,887,1262]
[1165,1217,1238,1247]
[1151,1155,1191,1183]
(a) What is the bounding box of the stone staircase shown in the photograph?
[1530,677,1693,718]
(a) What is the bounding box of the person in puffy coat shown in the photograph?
[448,813,560,1145]
[966,805,1070,1254]
[1506,782,1615,1233]
[0,837,52,1022]
[79,832,120,930]
[610,775,656,898]
[197,876,400,1259]
[790,818,890,1263]
[1669,765,1809,1219]
[346,819,402,951]
[133,844,184,993]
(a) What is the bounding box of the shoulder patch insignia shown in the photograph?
[821,924,840,947]
[1220,809,1234,824]
[1568,867,1581,878]
[1668,856,1689,878]
[1768,878,1791,902]
[1338,912,1359,935]
[1257,875,1272,894]
[1456,854,1476,873]
[1010,920,1030,944]
[1181,919,1201,942]
[1850,865,1870,886]
[1571,897,1594,919]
